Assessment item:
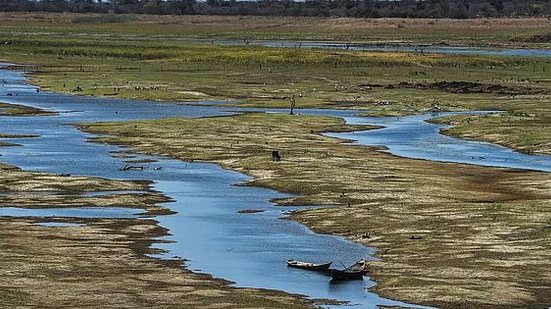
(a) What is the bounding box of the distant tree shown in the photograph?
[494,0,504,12]
[164,0,195,15]
[528,3,544,16]
[1,0,550,19]
[39,0,68,12]
[143,0,160,14]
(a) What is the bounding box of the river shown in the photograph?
[1,65,550,307]
[205,39,551,58]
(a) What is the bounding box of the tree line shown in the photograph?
[1,0,550,18]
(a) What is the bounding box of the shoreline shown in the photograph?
[428,114,551,156]
[0,103,318,308]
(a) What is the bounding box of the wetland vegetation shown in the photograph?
[1,13,549,153]
[0,105,314,308]
[82,112,551,308]
[1,12,551,308]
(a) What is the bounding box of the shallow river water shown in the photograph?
[1,65,550,307]
[208,39,551,57]
[288,109,551,172]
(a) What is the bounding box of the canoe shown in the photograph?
[286,259,332,271]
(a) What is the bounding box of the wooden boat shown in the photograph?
[330,268,365,281]
[330,259,369,281]
[286,259,332,271]
[347,259,369,275]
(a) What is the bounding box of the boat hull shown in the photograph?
[330,269,364,281]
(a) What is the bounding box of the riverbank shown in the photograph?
[429,112,551,156]
[0,102,55,116]
[82,112,551,308]
[0,212,314,308]
[0,105,315,308]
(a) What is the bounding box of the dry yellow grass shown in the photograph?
[1,13,550,45]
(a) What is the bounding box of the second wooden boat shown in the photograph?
[330,269,365,281]
[287,259,332,271]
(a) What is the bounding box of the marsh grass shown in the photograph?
[3,35,549,109]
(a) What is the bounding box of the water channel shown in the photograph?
[207,39,551,58]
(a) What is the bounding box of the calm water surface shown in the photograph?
[289,109,551,172]
[208,40,551,57]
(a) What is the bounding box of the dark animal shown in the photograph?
[272,150,281,162]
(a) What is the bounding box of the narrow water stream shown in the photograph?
[284,109,551,172]
[1,65,550,307]
[204,39,551,57]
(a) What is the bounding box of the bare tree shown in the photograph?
[289,95,296,115]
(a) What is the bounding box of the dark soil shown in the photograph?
[384,81,545,95]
